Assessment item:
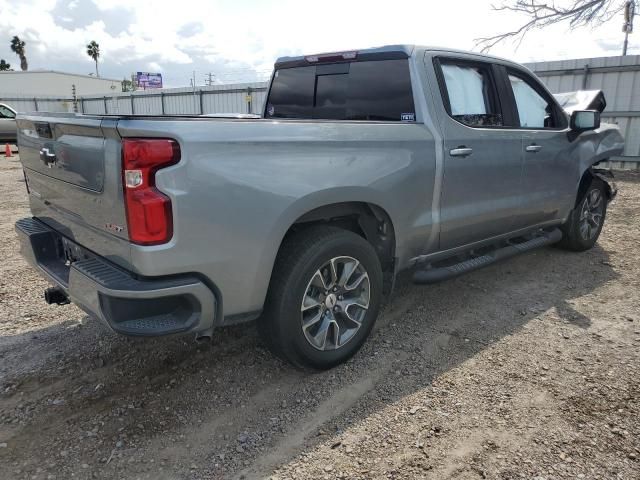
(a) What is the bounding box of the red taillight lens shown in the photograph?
[122,139,180,245]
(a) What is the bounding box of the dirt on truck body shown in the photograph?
[1,154,639,478]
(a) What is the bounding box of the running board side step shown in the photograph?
[412,228,563,285]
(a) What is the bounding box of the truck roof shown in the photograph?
[274,45,516,69]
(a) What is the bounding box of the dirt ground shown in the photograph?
[0,153,638,480]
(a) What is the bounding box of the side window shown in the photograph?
[440,62,502,127]
[0,105,15,119]
[508,73,557,128]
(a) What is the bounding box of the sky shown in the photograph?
[0,0,638,87]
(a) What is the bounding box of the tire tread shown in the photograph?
[259,226,381,369]
[558,178,607,252]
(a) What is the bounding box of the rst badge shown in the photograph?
[105,223,124,233]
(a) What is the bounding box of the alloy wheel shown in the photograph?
[300,256,370,351]
[579,188,604,241]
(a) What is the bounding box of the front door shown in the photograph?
[505,70,575,227]
[434,58,524,250]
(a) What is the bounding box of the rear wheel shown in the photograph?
[260,226,383,369]
[558,178,608,252]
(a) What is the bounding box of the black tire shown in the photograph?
[558,178,608,252]
[259,226,383,370]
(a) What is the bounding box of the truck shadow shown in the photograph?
[0,243,618,479]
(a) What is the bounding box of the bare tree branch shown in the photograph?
[475,0,630,52]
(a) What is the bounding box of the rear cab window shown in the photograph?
[265,58,416,122]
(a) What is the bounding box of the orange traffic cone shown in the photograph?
[4,144,12,158]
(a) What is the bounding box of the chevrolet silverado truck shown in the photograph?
[15,46,624,369]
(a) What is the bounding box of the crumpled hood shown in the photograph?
[553,90,607,114]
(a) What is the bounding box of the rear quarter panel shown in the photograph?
[116,118,436,319]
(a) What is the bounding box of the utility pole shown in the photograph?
[204,72,215,86]
[191,71,198,112]
[623,1,636,56]
[71,84,78,113]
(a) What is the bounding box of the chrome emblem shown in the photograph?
[324,293,337,309]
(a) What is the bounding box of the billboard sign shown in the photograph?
[136,72,163,89]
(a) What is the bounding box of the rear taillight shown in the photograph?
[122,138,180,245]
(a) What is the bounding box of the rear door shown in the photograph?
[502,68,575,227]
[433,57,524,250]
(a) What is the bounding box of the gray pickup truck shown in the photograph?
[15,45,624,369]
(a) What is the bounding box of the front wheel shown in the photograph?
[558,178,608,252]
[260,226,383,370]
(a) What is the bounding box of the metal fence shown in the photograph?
[1,82,269,116]
[78,82,268,116]
[0,93,76,113]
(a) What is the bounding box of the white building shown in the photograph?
[0,70,120,97]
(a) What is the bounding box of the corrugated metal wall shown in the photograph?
[525,55,640,159]
[0,93,75,113]
[78,82,268,116]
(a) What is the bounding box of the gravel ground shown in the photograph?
[0,154,638,480]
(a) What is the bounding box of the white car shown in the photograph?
[0,103,17,143]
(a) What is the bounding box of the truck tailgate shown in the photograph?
[17,114,131,268]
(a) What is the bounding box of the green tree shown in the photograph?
[0,59,11,71]
[121,77,136,92]
[86,40,100,77]
[9,36,27,71]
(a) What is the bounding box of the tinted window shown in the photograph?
[315,74,348,118]
[265,66,315,119]
[440,62,502,127]
[266,59,415,121]
[508,73,558,128]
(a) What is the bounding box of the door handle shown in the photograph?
[39,147,57,167]
[449,147,473,157]
[525,144,542,153]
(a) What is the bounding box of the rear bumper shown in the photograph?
[15,217,217,337]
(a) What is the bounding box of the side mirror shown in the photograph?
[570,110,600,131]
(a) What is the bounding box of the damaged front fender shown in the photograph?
[592,167,617,201]
[570,121,624,205]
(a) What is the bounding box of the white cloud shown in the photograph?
[0,0,637,86]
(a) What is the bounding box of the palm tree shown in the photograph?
[0,59,11,71]
[10,36,27,71]
[86,40,100,77]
